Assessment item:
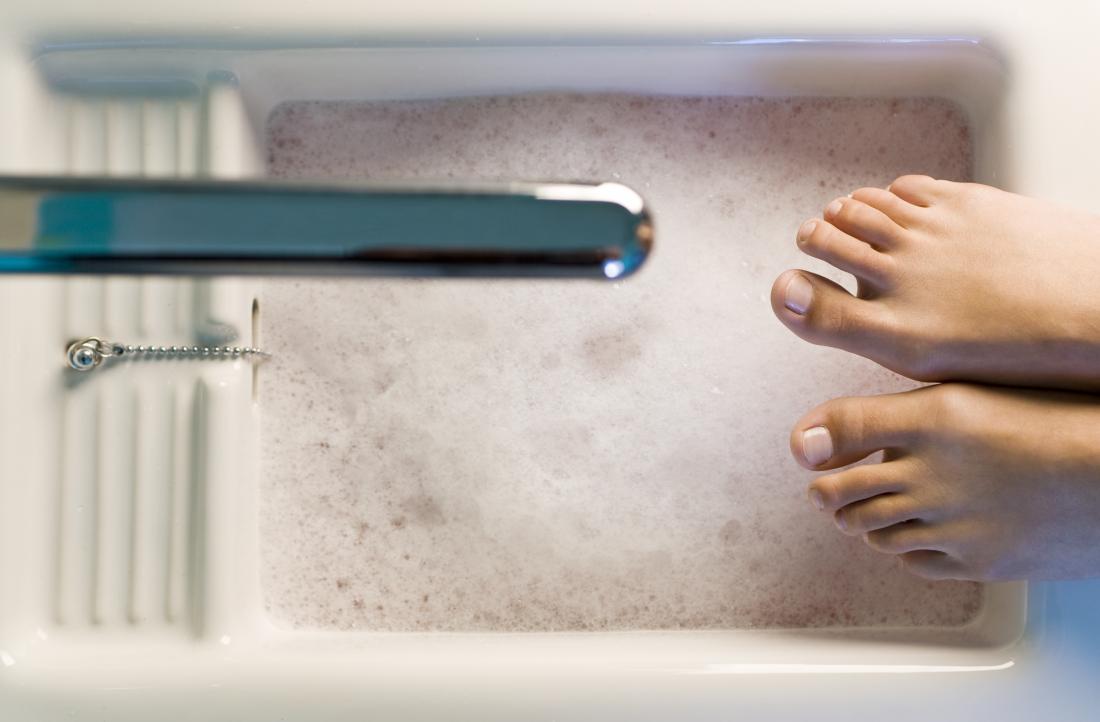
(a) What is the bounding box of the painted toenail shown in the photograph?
[802,426,833,466]
[826,199,843,218]
[797,220,817,242]
[783,274,813,315]
[835,514,848,532]
[808,489,825,511]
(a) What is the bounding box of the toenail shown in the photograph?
[826,199,843,218]
[797,220,817,242]
[783,274,813,315]
[808,489,825,511]
[801,426,833,466]
[835,514,848,532]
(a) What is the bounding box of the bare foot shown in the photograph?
[793,383,1100,581]
[771,176,1100,390]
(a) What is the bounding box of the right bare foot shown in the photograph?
[770,176,1100,390]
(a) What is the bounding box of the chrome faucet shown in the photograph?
[0,176,652,279]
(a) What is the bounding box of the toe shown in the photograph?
[796,218,894,286]
[896,550,967,580]
[835,493,923,534]
[790,389,929,470]
[865,521,948,554]
[770,270,891,354]
[849,187,922,228]
[887,174,942,207]
[823,197,906,250]
[809,463,907,513]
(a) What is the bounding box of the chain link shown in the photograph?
[67,336,270,372]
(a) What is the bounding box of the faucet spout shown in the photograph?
[0,176,652,279]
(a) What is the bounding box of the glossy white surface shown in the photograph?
[0,2,1098,720]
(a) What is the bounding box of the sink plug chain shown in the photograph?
[67,336,270,372]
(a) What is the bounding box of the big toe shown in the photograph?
[771,270,893,354]
[790,389,926,470]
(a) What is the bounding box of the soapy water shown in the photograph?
[259,94,981,631]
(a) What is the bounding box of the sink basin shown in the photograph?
[0,37,1044,722]
[259,92,981,634]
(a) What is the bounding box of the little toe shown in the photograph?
[796,219,894,286]
[809,463,907,513]
[896,549,967,581]
[791,391,926,470]
[887,174,942,207]
[823,197,906,250]
[770,270,891,353]
[849,187,922,228]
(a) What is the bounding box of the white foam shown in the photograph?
[259,95,981,631]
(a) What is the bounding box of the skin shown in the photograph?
[771,174,1100,391]
[790,383,1100,581]
[772,175,1100,581]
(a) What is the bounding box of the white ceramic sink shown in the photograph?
[1,17,1099,722]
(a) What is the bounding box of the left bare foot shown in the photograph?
[792,382,1100,581]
